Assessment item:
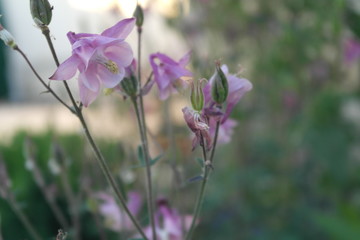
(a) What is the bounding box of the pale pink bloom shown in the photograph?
[50,18,135,107]
[95,191,142,232]
[182,106,212,150]
[344,38,360,64]
[141,199,194,240]
[149,52,192,100]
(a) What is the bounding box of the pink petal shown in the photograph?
[179,51,191,67]
[96,64,125,88]
[101,18,135,39]
[81,66,101,92]
[103,41,133,67]
[78,74,99,107]
[67,31,97,44]
[49,55,81,80]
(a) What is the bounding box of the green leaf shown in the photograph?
[131,151,163,169]
[188,175,204,183]
[137,145,145,165]
[195,157,204,167]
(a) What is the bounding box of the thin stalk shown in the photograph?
[185,121,221,240]
[209,120,221,163]
[77,112,148,239]
[137,25,157,240]
[132,98,156,240]
[8,195,42,240]
[41,28,79,111]
[14,47,73,113]
[21,33,148,239]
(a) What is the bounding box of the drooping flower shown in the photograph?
[140,198,195,240]
[344,38,360,64]
[149,52,192,100]
[203,64,252,143]
[50,18,135,107]
[95,191,142,232]
[182,106,212,150]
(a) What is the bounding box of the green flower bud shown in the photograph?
[30,0,53,26]
[120,75,138,98]
[133,4,144,28]
[191,79,205,111]
[211,62,228,104]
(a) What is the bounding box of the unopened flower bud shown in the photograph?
[211,62,228,104]
[190,79,205,111]
[121,75,138,98]
[0,23,17,49]
[30,0,53,26]
[133,4,144,28]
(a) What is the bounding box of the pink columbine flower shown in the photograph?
[344,38,360,65]
[182,106,212,150]
[140,198,194,240]
[203,64,252,143]
[50,18,135,107]
[95,191,142,232]
[149,52,192,100]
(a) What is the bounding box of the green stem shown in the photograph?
[132,98,156,240]
[8,195,42,240]
[137,26,157,240]
[185,120,221,240]
[77,112,148,240]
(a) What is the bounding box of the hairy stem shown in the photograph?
[14,47,73,113]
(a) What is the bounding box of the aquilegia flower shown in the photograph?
[204,64,252,143]
[344,38,360,65]
[182,106,212,151]
[149,52,192,100]
[95,191,142,232]
[50,18,135,107]
[140,198,195,240]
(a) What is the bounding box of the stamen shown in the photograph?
[104,60,119,74]
[95,55,119,74]
[194,112,209,130]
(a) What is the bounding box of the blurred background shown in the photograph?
[1,0,360,239]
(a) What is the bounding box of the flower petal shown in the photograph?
[78,75,99,107]
[96,64,125,88]
[103,41,133,68]
[81,66,101,92]
[179,51,191,67]
[101,18,135,39]
[49,55,80,80]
